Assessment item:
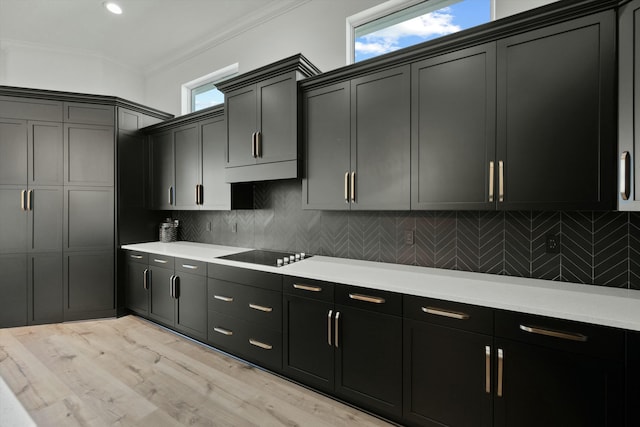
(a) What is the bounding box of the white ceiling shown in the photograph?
[0,0,307,74]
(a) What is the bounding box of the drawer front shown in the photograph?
[495,310,624,360]
[149,255,174,269]
[208,263,281,291]
[208,279,281,331]
[125,250,148,264]
[241,324,282,372]
[404,295,493,335]
[283,276,334,302]
[335,284,402,316]
[175,258,207,276]
[207,311,243,355]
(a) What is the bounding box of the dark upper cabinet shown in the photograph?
[0,188,28,254]
[0,119,27,185]
[63,102,115,126]
[64,187,114,252]
[149,130,174,210]
[619,0,640,210]
[28,187,63,252]
[64,123,115,187]
[29,121,64,186]
[200,116,233,210]
[411,43,497,210]
[173,123,201,209]
[0,254,27,328]
[302,66,410,210]
[219,54,320,183]
[496,11,616,210]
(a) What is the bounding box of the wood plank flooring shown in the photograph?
[0,315,393,427]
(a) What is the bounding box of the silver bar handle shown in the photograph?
[350,171,356,203]
[344,172,350,203]
[519,324,588,342]
[293,283,322,292]
[20,190,26,211]
[249,303,273,313]
[498,160,504,202]
[130,254,143,259]
[169,275,174,298]
[349,293,385,304]
[181,264,198,270]
[153,259,168,264]
[251,132,257,158]
[327,310,333,346]
[168,186,174,205]
[173,276,179,299]
[422,306,470,320]
[195,185,199,205]
[213,327,233,336]
[255,131,261,157]
[485,346,491,394]
[27,189,32,211]
[198,184,204,205]
[143,268,149,290]
[214,295,233,302]
[497,348,504,397]
[621,151,631,201]
[249,338,272,350]
[489,161,495,202]
[334,311,340,348]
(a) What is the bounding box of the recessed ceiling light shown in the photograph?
[104,2,123,15]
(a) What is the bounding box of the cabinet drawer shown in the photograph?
[404,295,493,335]
[208,279,281,331]
[125,250,148,264]
[208,311,243,355]
[208,263,281,291]
[283,276,334,302]
[495,310,624,360]
[63,102,115,125]
[335,285,401,316]
[149,255,174,269]
[175,258,206,276]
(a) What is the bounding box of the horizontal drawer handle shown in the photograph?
[293,284,322,292]
[519,324,588,342]
[130,254,143,259]
[181,264,198,270]
[213,295,233,302]
[153,259,168,264]
[422,306,470,320]
[249,303,273,313]
[249,339,272,350]
[213,327,233,336]
[349,293,385,304]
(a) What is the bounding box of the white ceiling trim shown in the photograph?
[142,0,312,76]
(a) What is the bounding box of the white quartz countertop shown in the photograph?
[121,242,640,331]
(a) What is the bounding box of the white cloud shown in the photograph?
[356,9,461,58]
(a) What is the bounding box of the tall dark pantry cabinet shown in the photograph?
[0,88,170,327]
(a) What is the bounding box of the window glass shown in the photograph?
[354,0,491,62]
[192,82,225,112]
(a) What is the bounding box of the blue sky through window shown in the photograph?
[355,0,491,62]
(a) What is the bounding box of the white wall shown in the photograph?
[494,0,559,20]
[0,40,145,103]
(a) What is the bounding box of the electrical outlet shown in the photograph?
[545,234,560,254]
[231,222,237,233]
[206,221,211,232]
[405,230,414,245]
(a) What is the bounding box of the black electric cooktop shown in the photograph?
[217,249,311,267]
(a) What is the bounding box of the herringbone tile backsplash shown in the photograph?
[172,179,640,290]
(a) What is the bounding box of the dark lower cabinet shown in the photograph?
[64,251,114,321]
[124,251,149,317]
[148,256,176,327]
[174,268,207,340]
[0,254,27,328]
[628,331,640,427]
[29,253,63,325]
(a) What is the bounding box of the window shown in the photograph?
[181,63,238,115]
[347,0,493,63]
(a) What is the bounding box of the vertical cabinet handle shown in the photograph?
[344,172,350,203]
[169,275,175,298]
[485,346,491,394]
[168,187,174,206]
[498,161,504,202]
[327,310,333,346]
[621,151,631,201]
[255,131,261,158]
[334,311,340,348]
[497,348,504,397]
[350,172,356,203]
[195,184,199,205]
[173,276,179,299]
[20,190,26,211]
[198,184,204,205]
[489,161,495,202]
[27,189,32,211]
[143,268,149,290]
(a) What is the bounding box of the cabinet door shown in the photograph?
[334,305,402,421]
[496,12,615,210]
[302,82,351,210]
[28,186,63,252]
[619,0,640,210]
[174,272,207,340]
[282,294,335,394]
[256,72,297,164]
[403,320,493,427]
[64,187,114,252]
[494,338,624,427]
[149,266,175,326]
[0,119,27,185]
[64,251,114,319]
[0,254,27,328]
[149,130,174,210]
[412,43,496,210]
[28,121,63,186]
[64,124,114,186]
[174,124,201,209]
[226,86,257,168]
[0,187,28,254]
[351,65,411,210]
[125,260,149,316]
[28,252,63,325]
[200,117,231,210]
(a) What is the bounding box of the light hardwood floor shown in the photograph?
[0,316,394,427]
